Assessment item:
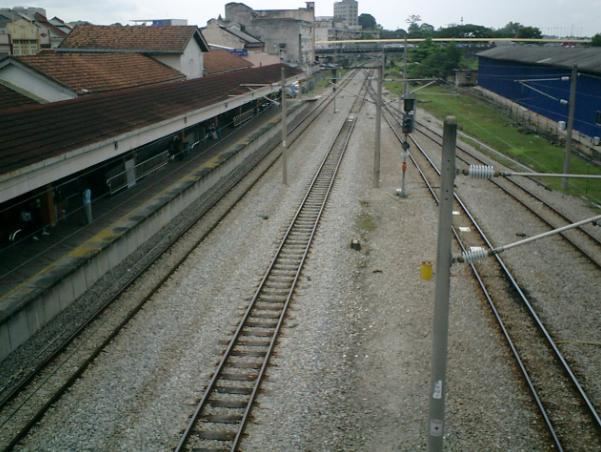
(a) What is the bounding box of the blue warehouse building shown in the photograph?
[477,46,601,141]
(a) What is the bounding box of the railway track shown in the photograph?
[0,70,360,451]
[401,110,601,270]
[378,96,601,450]
[175,73,366,452]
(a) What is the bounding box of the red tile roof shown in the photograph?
[0,84,37,110]
[59,25,209,53]
[16,52,185,94]
[204,50,253,75]
[0,64,302,175]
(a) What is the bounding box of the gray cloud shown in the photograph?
[1,0,598,35]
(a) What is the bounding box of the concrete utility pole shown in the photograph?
[281,67,288,186]
[403,33,409,97]
[398,96,415,198]
[561,65,577,191]
[373,57,383,188]
[427,117,457,452]
[333,67,338,114]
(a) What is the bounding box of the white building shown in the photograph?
[225,2,315,67]
[314,15,362,47]
[0,8,71,55]
[333,0,358,26]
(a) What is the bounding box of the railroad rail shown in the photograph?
[0,70,360,451]
[398,108,601,270]
[175,74,366,452]
[376,93,601,449]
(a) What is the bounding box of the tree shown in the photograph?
[437,24,494,38]
[408,22,421,37]
[407,22,435,38]
[358,13,377,30]
[409,40,462,79]
[496,21,523,37]
[406,14,422,38]
[411,38,434,60]
[516,26,542,39]
[419,23,435,37]
[592,33,601,46]
[381,28,406,39]
[495,21,542,39]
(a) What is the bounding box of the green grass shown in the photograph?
[309,69,348,93]
[356,212,377,232]
[385,82,601,204]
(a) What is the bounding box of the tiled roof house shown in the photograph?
[0,51,186,103]
[59,25,209,79]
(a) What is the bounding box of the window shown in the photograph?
[596,111,601,126]
[12,39,39,56]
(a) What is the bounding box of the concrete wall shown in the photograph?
[0,63,75,102]
[155,54,181,73]
[333,0,358,26]
[202,22,245,50]
[0,30,12,55]
[181,39,204,79]
[248,19,314,64]
[155,41,203,80]
[0,103,307,361]
[6,19,38,40]
[225,3,254,27]
[225,2,315,66]
[314,20,330,44]
[254,6,314,22]
[6,19,39,55]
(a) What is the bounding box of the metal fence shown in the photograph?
[106,150,170,195]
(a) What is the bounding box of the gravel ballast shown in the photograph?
[18,75,559,450]
[412,105,601,418]
[242,88,546,450]
[19,75,365,450]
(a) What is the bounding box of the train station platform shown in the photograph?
[0,96,311,361]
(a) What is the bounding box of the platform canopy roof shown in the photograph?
[0,63,301,177]
[204,50,253,75]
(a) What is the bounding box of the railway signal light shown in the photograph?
[402,113,415,134]
[403,95,416,113]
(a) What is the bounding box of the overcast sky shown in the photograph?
[2,0,599,36]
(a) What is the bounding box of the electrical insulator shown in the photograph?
[461,248,489,263]
[468,164,495,179]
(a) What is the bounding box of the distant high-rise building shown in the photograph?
[333,0,358,26]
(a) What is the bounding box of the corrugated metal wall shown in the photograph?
[478,57,601,138]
